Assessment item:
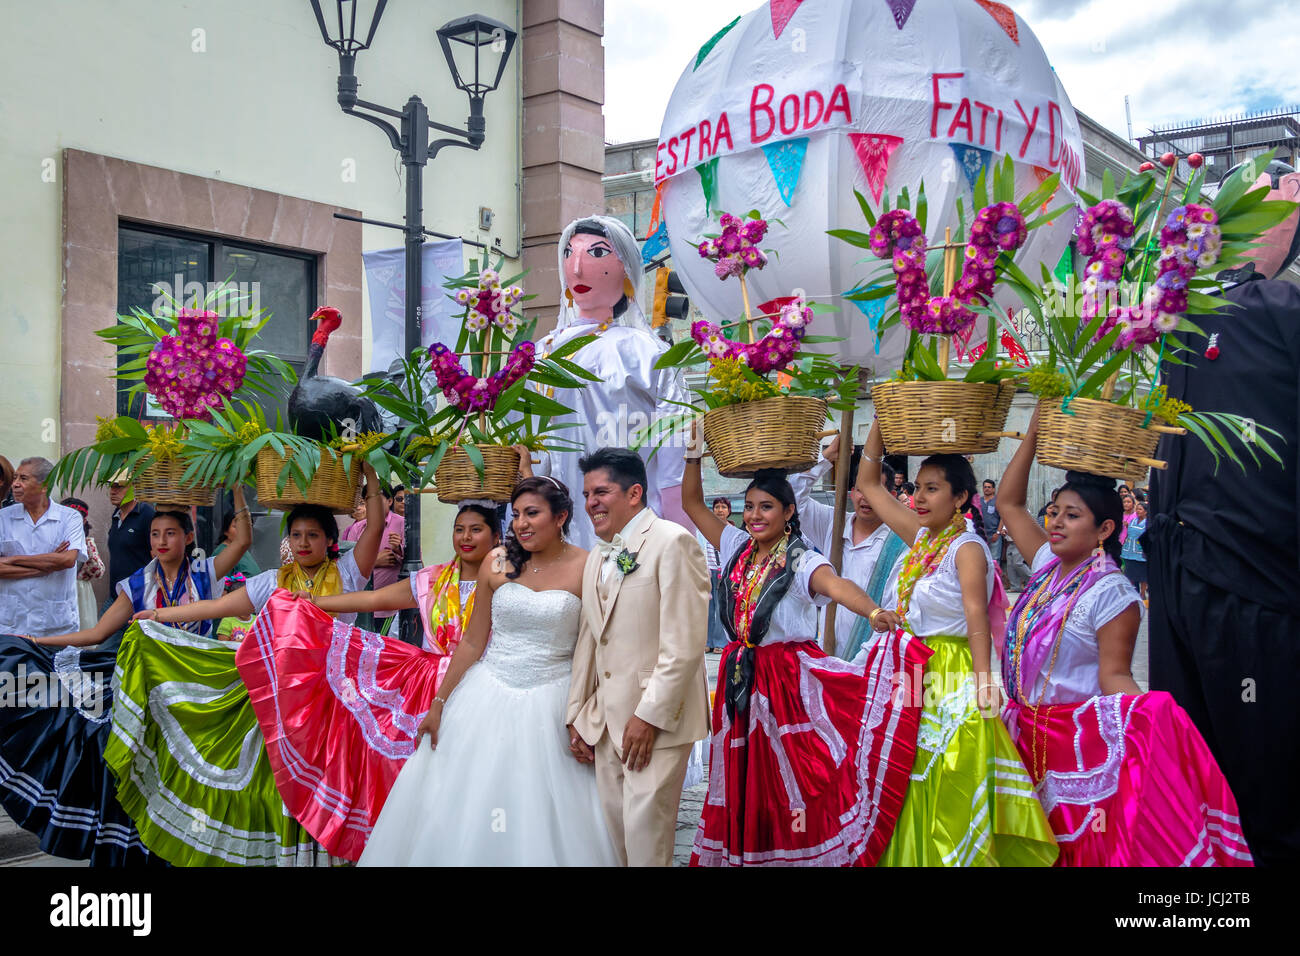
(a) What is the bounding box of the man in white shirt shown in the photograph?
[789,437,907,659]
[0,457,87,637]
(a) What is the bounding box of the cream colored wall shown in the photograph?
[0,0,522,562]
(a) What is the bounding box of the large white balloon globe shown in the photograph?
[657,0,1085,373]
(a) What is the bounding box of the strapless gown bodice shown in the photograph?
[478,582,581,689]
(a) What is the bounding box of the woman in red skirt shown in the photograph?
[682,441,931,866]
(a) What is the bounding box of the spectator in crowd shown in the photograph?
[891,471,905,494]
[342,482,404,630]
[392,485,406,517]
[107,473,155,589]
[1119,486,1137,544]
[60,497,105,630]
[0,457,86,637]
[1121,498,1148,603]
[697,497,731,654]
[214,508,261,578]
[0,455,14,507]
[976,478,1005,566]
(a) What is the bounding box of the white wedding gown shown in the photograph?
[359,582,620,866]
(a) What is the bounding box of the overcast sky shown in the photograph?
[603,0,1300,145]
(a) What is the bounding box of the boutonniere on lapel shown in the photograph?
[615,549,640,576]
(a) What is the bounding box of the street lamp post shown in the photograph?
[310,1,517,646]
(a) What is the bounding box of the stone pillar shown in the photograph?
[521,0,606,329]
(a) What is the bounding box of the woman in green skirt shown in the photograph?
[105,466,386,866]
[856,420,1057,866]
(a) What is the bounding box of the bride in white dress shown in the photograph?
[360,476,620,866]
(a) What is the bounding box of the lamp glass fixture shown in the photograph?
[436,14,517,98]
[310,0,388,55]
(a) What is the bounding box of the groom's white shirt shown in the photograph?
[596,505,654,584]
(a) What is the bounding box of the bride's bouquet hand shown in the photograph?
[417,701,444,750]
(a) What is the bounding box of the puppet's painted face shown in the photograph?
[1247,170,1300,279]
[563,231,626,319]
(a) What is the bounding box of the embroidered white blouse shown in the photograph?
[903,530,994,638]
[719,523,831,645]
[1020,543,1144,705]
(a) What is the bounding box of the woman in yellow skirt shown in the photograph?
[857,420,1057,866]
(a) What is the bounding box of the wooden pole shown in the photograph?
[939,226,957,376]
[821,368,867,655]
[739,275,755,343]
[822,400,856,655]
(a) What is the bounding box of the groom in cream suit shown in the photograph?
[566,447,710,866]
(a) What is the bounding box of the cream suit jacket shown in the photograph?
[567,512,711,752]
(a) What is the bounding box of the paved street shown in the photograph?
[2,610,1146,868]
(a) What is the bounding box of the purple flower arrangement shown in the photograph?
[429,341,536,414]
[1076,200,1221,351]
[143,309,248,420]
[697,212,769,280]
[869,202,1028,335]
[690,299,813,375]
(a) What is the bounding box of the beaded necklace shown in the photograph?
[729,533,789,647]
[893,514,966,631]
[156,561,191,609]
[1006,558,1096,780]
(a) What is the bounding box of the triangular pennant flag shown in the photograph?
[974,0,1020,44]
[694,16,740,70]
[848,133,904,204]
[697,157,720,217]
[641,221,670,264]
[883,0,918,29]
[770,0,806,40]
[845,285,890,355]
[644,182,665,239]
[950,143,992,191]
[761,137,809,206]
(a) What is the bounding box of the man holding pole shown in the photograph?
[790,435,907,659]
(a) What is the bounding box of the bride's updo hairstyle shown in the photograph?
[504,476,573,579]
[745,469,802,538]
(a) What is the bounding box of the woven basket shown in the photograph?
[871,380,1016,456]
[255,446,360,514]
[1037,397,1164,483]
[702,395,828,479]
[434,444,520,503]
[132,459,215,508]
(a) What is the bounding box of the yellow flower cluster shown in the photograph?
[95,416,127,443]
[235,420,268,444]
[890,362,915,384]
[1148,385,1193,425]
[1022,361,1070,399]
[147,423,185,461]
[708,357,780,405]
[334,430,389,455]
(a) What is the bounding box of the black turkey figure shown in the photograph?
[287,306,383,442]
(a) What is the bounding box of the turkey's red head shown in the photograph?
[310,306,342,346]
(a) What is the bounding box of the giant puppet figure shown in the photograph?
[1147,160,1300,866]
[534,216,688,549]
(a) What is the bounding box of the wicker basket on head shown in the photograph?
[1037,397,1165,483]
[701,395,828,479]
[132,459,216,508]
[434,444,520,503]
[871,380,1015,456]
[255,446,360,514]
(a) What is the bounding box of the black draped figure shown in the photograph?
[1147,160,1300,866]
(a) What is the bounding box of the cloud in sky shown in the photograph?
[604,0,1300,146]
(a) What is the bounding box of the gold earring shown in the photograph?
[1094,538,1105,558]
[564,288,574,306]
[623,277,635,298]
